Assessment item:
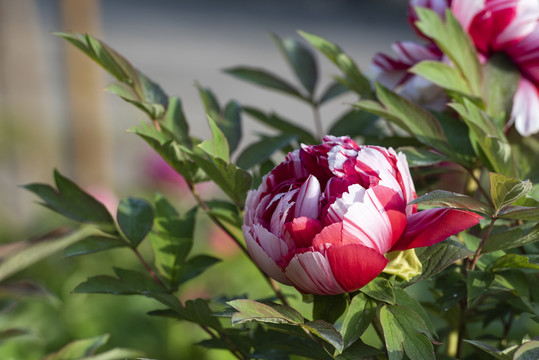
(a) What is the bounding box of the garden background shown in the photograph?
[0,1,413,359]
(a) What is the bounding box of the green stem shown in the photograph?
[470,216,497,271]
[465,167,493,208]
[132,247,166,287]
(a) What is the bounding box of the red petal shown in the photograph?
[371,185,407,247]
[312,222,344,247]
[391,208,482,251]
[285,217,323,248]
[326,244,389,292]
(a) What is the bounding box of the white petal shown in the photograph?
[326,184,366,223]
[342,188,393,253]
[285,250,345,295]
[294,175,321,219]
[270,190,297,236]
[243,225,292,285]
[512,77,539,136]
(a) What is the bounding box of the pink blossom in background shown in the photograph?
[86,185,118,216]
[242,137,482,295]
[144,150,188,189]
[450,0,539,136]
[409,0,539,135]
[372,41,448,111]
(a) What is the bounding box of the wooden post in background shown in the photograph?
[0,0,59,226]
[60,0,112,189]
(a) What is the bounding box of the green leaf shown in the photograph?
[312,294,347,325]
[394,288,436,337]
[360,277,396,304]
[196,83,220,117]
[415,239,474,280]
[410,190,491,215]
[466,270,495,304]
[64,235,127,258]
[463,340,511,360]
[0,328,27,342]
[24,170,115,227]
[299,31,372,98]
[498,206,539,221]
[225,66,306,101]
[340,293,376,350]
[129,123,205,184]
[117,197,154,248]
[227,299,304,326]
[319,82,350,104]
[205,200,242,228]
[490,172,533,213]
[490,254,539,272]
[221,100,243,154]
[410,60,472,96]
[483,53,521,127]
[328,110,379,138]
[150,199,197,286]
[414,8,482,96]
[80,348,145,360]
[187,148,252,209]
[399,147,447,167]
[198,116,230,163]
[184,298,223,331]
[450,100,515,176]
[42,334,110,360]
[57,33,168,120]
[270,33,318,95]
[0,225,102,282]
[236,134,296,169]
[514,340,539,360]
[301,320,343,352]
[176,255,221,285]
[73,268,168,296]
[337,340,383,359]
[163,96,192,148]
[482,227,526,253]
[379,304,435,360]
[372,83,452,155]
[243,107,316,144]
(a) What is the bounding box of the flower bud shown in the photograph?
[243,137,482,295]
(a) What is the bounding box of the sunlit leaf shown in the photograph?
[228,299,303,326]
[490,172,533,213]
[410,190,491,215]
[299,31,372,98]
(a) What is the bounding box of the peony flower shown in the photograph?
[450,0,539,136]
[372,41,448,111]
[242,137,482,295]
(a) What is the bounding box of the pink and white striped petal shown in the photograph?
[243,225,292,285]
[326,184,366,224]
[285,250,346,295]
[341,187,396,253]
[512,77,539,136]
[294,175,321,219]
